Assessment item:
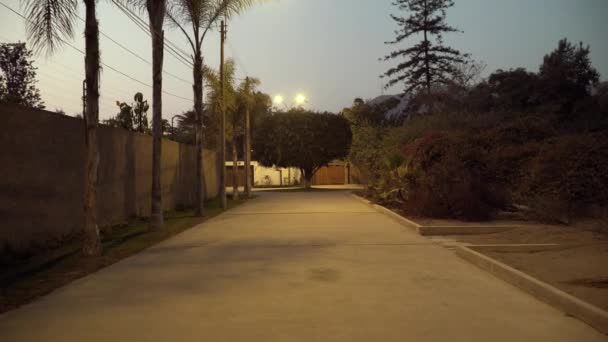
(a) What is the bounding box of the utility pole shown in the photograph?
[219,20,227,209]
[244,77,252,197]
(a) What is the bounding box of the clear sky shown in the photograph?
[1,0,607,120]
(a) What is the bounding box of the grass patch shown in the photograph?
[0,196,249,314]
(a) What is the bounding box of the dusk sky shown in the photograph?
[1,0,607,120]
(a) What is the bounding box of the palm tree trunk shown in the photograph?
[193,51,205,216]
[244,105,251,197]
[148,0,166,230]
[232,137,239,200]
[82,0,101,256]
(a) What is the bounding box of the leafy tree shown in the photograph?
[103,92,150,132]
[104,102,133,130]
[23,0,103,256]
[253,110,352,188]
[173,110,197,144]
[382,0,467,95]
[342,98,386,127]
[0,43,44,108]
[249,91,272,137]
[132,92,150,132]
[482,68,539,112]
[537,38,600,112]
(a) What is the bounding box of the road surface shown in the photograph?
[0,190,605,341]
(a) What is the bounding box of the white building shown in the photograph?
[225,161,302,187]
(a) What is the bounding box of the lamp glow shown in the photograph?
[273,95,284,105]
[295,94,307,105]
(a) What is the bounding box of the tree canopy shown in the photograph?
[103,92,150,132]
[253,109,352,187]
[0,43,44,109]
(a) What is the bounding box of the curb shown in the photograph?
[351,194,421,231]
[456,245,608,335]
[351,194,516,236]
[418,225,515,236]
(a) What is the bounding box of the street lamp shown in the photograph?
[272,93,309,111]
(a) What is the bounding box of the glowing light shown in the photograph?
[273,95,284,105]
[295,94,307,105]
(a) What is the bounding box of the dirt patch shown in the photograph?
[483,244,608,311]
[450,223,608,245]
[439,220,608,311]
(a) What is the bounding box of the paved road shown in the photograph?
[1,190,606,341]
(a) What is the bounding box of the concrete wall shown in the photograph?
[0,104,217,253]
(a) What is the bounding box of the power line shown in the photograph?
[112,1,191,67]
[74,14,191,85]
[0,1,191,102]
[110,0,194,69]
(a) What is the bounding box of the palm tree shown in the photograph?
[236,76,259,197]
[126,0,167,229]
[166,0,256,215]
[203,60,239,198]
[23,0,102,256]
[147,0,167,230]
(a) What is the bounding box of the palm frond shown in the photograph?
[23,0,78,55]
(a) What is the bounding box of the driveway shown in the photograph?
[0,190,605,341]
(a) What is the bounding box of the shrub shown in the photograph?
[520,132,608,222]
[401,132,505,221]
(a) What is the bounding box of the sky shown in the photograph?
[1,0,607,120]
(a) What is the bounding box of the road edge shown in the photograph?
[456,245,608,335]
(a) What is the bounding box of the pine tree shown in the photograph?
[382,0,467,95]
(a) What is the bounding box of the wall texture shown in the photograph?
[0,104,218,253]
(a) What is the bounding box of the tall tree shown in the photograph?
[0,43,44,108]
[167,0,256,216]
[382,0,466,95]
[203,59,239,198]
[237,76,260,197]
[146,0,167,230]
[23,0,102,256]
[537,38,600,112]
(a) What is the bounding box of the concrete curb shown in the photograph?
[351,194,421,231]
[351,194,516,236]
[350,193,373,206]
[417,225,516,236]
[456,245,608,335]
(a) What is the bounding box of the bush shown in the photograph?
[401,132,505,221]
[520,132,608,222]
